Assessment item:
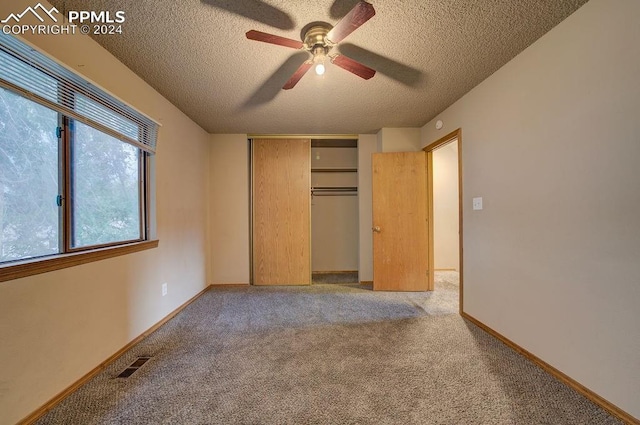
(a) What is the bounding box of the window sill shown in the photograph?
[0,240,159,283]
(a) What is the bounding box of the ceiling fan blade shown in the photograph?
[331,55,376,80]
[326,1,375,44]
[246,30,303,49]
[339,43,424,87]
[283,62,312,90]
[329,0,362,20]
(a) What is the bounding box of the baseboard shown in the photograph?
[18,284,212,425]
[435,268,458,271]
[359,281,373,285]
[210,283,250,287]
[461,312,639,425]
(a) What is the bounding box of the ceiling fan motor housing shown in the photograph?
[303,24,333,51]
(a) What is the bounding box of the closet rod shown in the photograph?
[312,192,358,197]
[311,186,358,192]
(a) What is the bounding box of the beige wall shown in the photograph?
[311,148,359,271]
[433,141,459,270]
[312,196,359,271]
[209,134,250,284]
[0,2,210,423]
[421,0,640,418]
[312,147,358,169]
[357,134,377,282]
[377,127,422,152]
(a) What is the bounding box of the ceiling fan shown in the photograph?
[246,1,376,90]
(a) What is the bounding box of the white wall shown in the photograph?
[433,141,459,270]
[0,2,210,423]
[357,134,377,282]
[209,134,250,284]
[421,0,640,418]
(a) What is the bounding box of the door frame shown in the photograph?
[423,128,464,314]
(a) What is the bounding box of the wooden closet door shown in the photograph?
[252,138,311,285]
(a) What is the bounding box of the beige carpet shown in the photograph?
[36,273,622,424]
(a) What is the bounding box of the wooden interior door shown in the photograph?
[252,138,311,285]
[372,151,433,291]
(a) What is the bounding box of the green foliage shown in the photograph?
[0,87,142,263]
[72,121,140,248]
[0,87,58,262]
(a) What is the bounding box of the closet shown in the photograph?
[311,139,359,283]
[251,137,359,285]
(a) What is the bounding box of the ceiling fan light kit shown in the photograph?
[245,1,377,90]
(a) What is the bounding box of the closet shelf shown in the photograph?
[311,168,357,173]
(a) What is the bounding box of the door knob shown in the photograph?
[372,226,381,233]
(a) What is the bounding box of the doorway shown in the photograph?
[424,129,463,313]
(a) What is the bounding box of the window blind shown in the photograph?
[0,33,158,153]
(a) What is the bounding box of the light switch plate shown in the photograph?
[473,197,483,210]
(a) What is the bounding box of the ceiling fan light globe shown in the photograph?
[315,63,326,75]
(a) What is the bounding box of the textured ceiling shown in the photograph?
[50,0,588,134]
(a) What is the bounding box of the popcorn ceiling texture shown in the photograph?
[50,0,588,134]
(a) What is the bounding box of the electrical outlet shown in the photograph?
[473,197,483,210]
[161,283,168,296]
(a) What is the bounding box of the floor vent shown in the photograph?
[117,356,151,378]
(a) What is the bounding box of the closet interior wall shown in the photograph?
[311,142,359,273]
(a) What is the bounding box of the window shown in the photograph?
[0,88,59,262]
[0,33,158,268]
[71,120,143,248]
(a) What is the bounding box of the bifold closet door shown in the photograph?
[252,138,311,285]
